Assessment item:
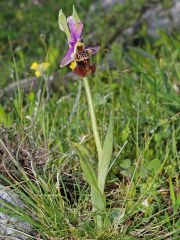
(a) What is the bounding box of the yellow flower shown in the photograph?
[35,70,41,78]
[31,62,39,70]
[30,61,50,78]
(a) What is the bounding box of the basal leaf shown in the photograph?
[71,142,97,188]
[71,142,105,210]
[98,111,114,193]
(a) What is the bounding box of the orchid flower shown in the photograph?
[59,7,99,77]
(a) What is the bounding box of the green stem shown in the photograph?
[83,77,102,160]
[83,77,103,228]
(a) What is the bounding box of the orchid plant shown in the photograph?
[58,7,114,228]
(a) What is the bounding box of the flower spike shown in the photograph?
[59,6,100,77]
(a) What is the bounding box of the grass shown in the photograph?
[0,0,180,239]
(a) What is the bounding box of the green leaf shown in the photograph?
[111,208,125,223]
[71,142,97,188]
[149,158,161,170]
[71,142,105,211]
[0,105,12,126]
[91,187,106,211]
[98,111,114,193]
[120,159,131,169]
[58,9,70,41]
[122,121,130,142]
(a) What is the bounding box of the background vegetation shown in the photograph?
[0,0,179,239]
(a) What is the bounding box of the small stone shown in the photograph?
[142,8,172,38]
[0,185,32,239]
[90,0,125,11]
[101,0,125,7]
[171,2,180,29]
